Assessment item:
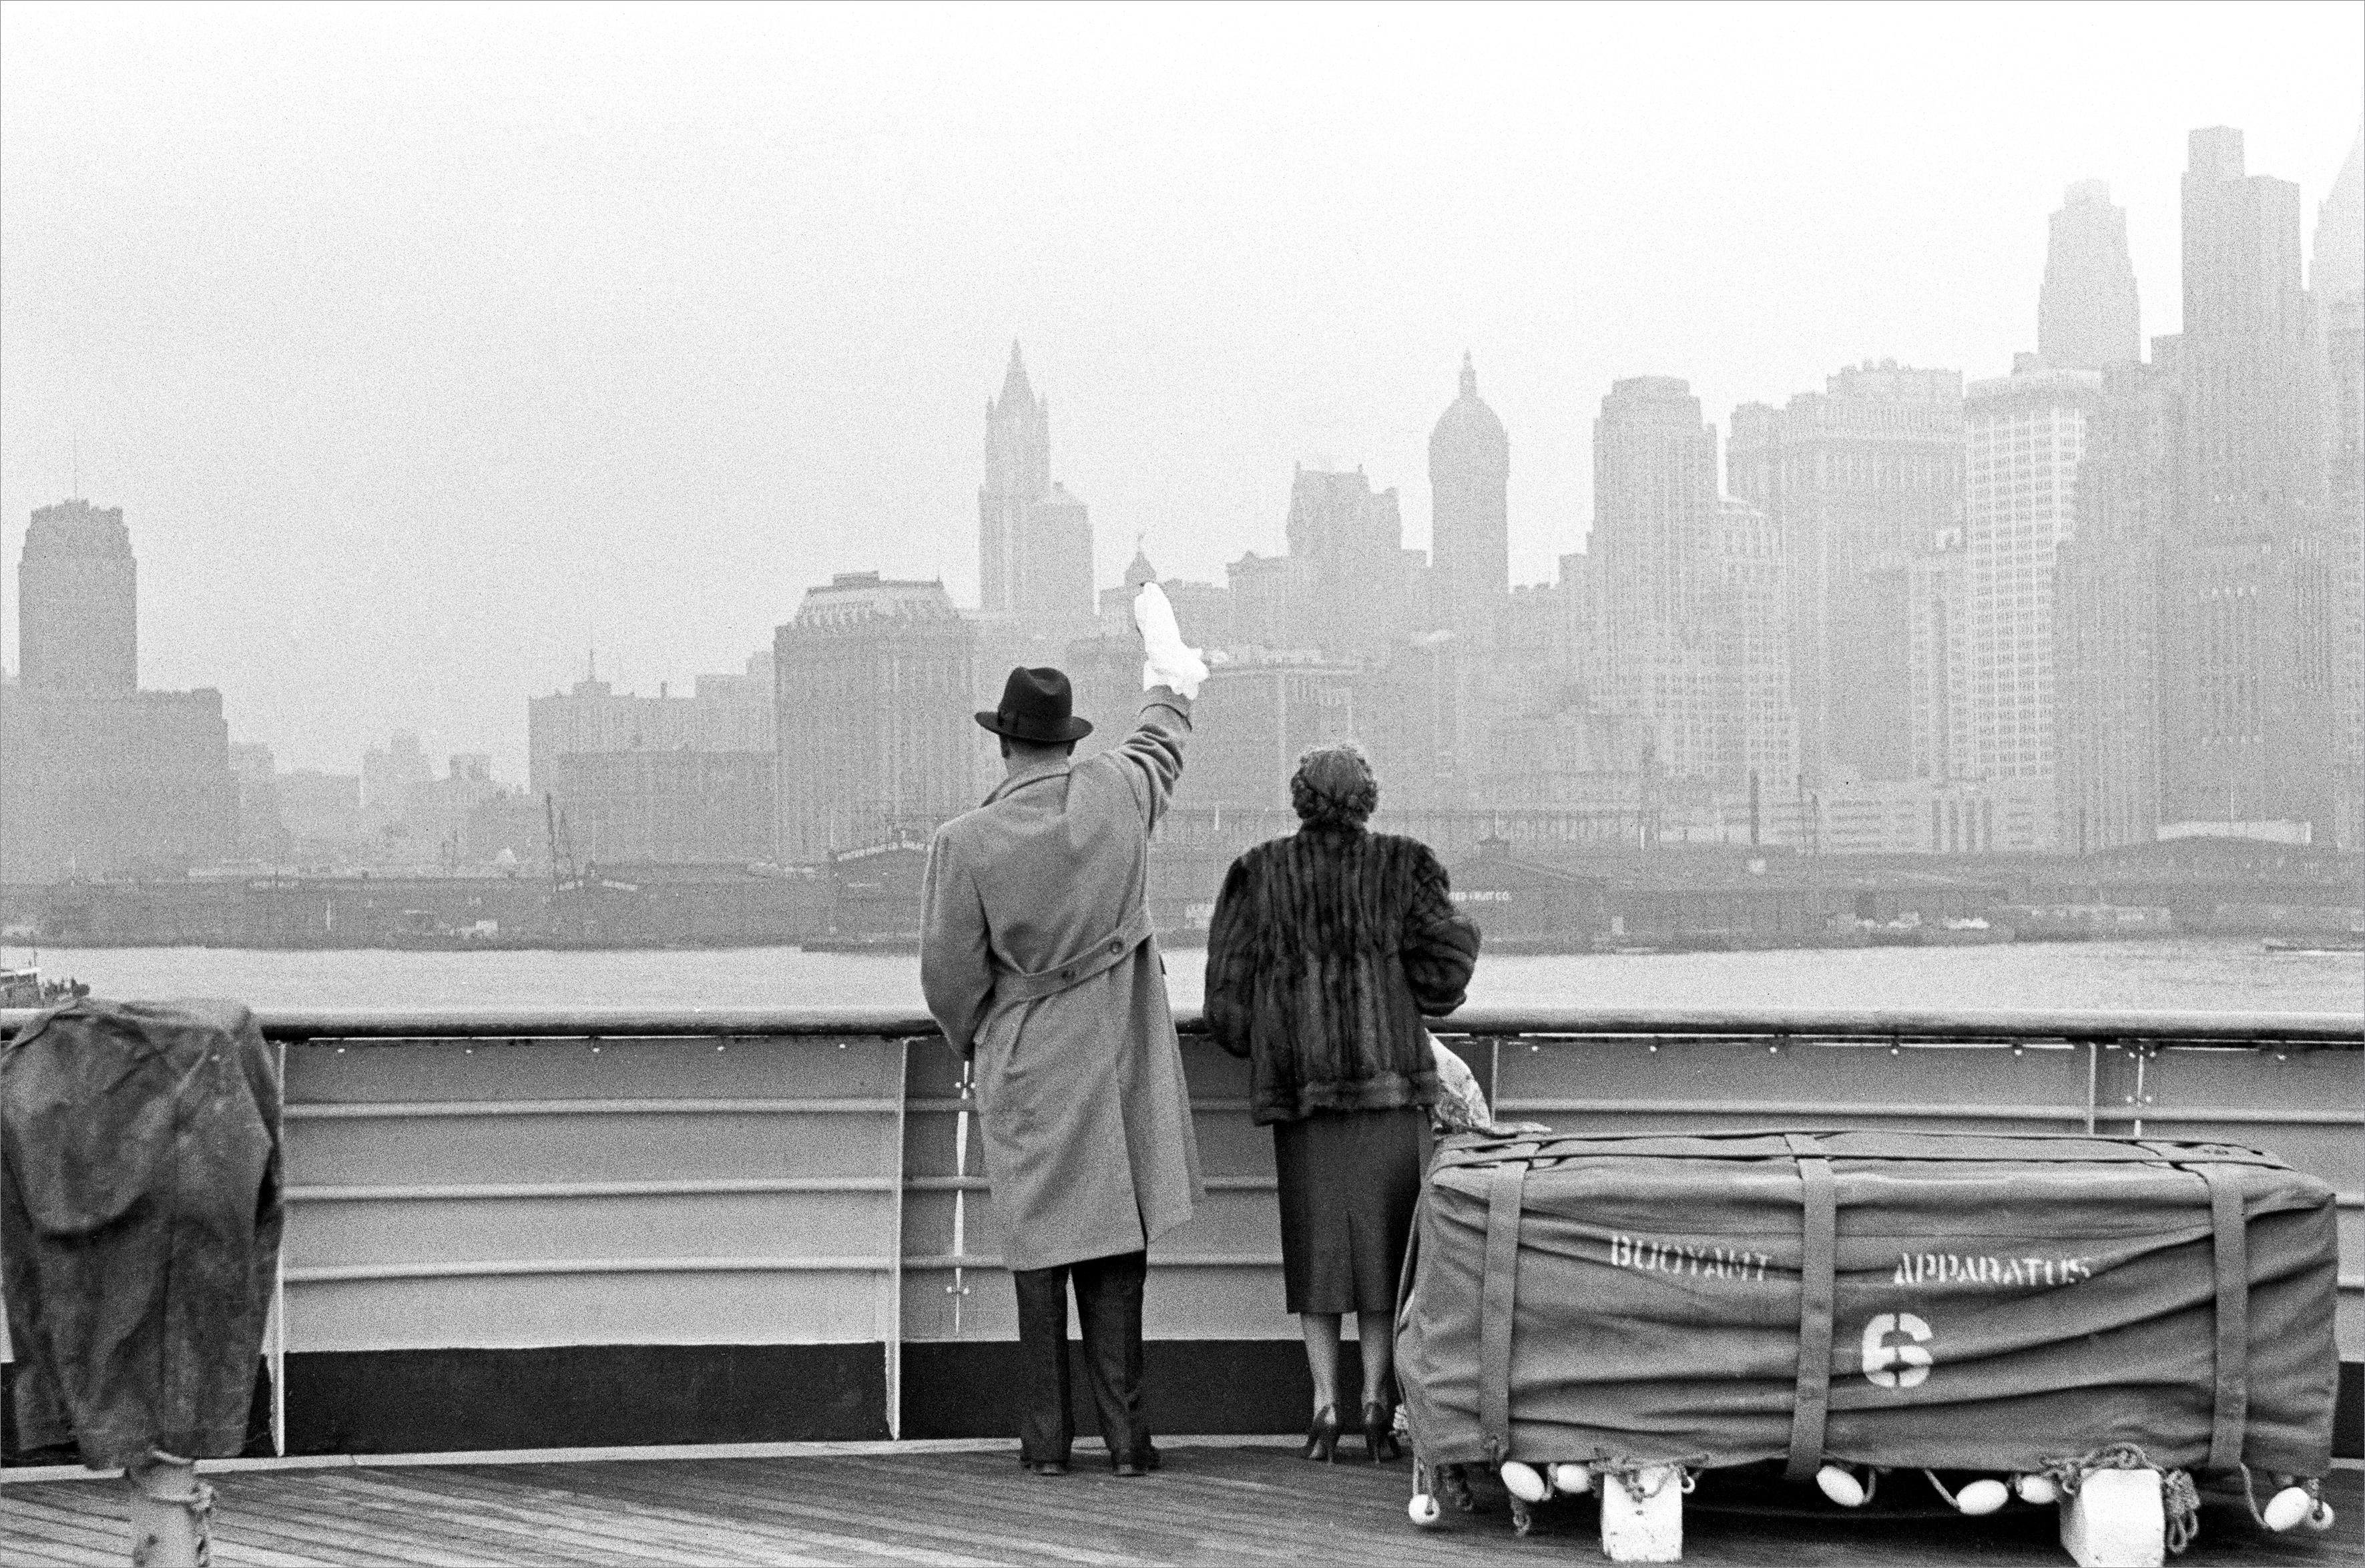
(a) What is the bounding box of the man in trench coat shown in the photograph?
[920,585,1207,1477]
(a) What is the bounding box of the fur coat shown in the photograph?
[1202,826,1480,1125]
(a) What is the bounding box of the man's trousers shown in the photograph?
[1009,1249,1150,1467]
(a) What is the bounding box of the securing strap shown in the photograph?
[2195,1163,2250,1475]
[1783,1132,1839,1483]
[995,906,1155,1003]
[1477,1158,1527,1465]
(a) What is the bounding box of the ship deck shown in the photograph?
[4,1443,2358,1567]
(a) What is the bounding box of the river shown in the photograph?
[6,936,2358,1015]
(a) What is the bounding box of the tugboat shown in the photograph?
[0,965,90,1007]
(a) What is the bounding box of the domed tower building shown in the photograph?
[1428,352,1509,639]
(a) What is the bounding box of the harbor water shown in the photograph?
[9,935,2360,1015]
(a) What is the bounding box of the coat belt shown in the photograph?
[995,906,1157,1004]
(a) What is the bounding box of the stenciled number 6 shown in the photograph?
[1860,1312,1934,1389]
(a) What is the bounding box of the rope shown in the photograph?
[1599,1455,1706,1503]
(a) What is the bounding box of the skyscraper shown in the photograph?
[1963,356,2098,796]
[1593,376,1722,782]
[2039,182,2141,370]
[976,342,1093,624]
[2177,127,2316,521]
[1,499,233,880]
[17,499,136,694]
[2312,127,2364,845]
[1278,465,1418,664]
[1427,352,1509,639]
[1712,497,1796,791]
[2053,347,2181,852]
[2159,127,2343,836]
[2314,123,2363,507]
[1728,362,1964,786]
[774,573,976,862]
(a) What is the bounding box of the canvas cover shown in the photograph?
[1395,1130,2337,1481]
[3,998,282,1467]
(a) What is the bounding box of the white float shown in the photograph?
[1499,1460,1551,1503]
[1407,1492,1441,1527]
[1550,1463,1593,1495]
[2015,1473,2060,1505]
[1954,1478,2010,1516]
[1815,1464,1868,1507]
[2261,1485,2314,1532]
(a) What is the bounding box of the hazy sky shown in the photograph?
[3,1,2359,780]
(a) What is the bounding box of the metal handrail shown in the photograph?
[4,1003,2359,1045]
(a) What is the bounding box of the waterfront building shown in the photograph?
[1222,549,1294,651]
[1428,352,1510,641]
[2039,181,2141,371]
[2054,348,2182,852]
[16,499,136,696]
[1592,377,1722,784]
[774,573,976,863]
[0,683,234,880]
[2159,127,2346,840]
[276,770,362,855]
[545,750,776,865]
[1474,703,1648,818]
[1179,649,1360,810]
[1727,362,1964,788]
[1095,546,1234,652]
[976,342,1095,626]
[360,730,432,819]
[1806,774,2057,856]
[527,651,776,798]
[1963,355,2099,800]
[230,742,290,862]
[0,499,234,882]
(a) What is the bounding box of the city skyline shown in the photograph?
[3,5,2360,780]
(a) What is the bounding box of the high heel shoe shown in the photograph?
[1361,1400,1401,1463]
[1302,1405,1340,1463]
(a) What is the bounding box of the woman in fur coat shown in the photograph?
[1202,742,1480,1464]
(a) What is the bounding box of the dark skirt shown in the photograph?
[1273,1106,1432,1315]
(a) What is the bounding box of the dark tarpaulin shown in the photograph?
[1395,1129,2338,1481]
[3,999,282,1469]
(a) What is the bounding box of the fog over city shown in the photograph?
[3,1,2358,782]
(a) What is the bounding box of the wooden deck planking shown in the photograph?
[3,1449,2357,1567]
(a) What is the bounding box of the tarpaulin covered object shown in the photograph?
[1394,1130,2336,1481]
[3,999,282,1469]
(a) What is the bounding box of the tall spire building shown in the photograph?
[1427,352,1509,639]
[975,342,1093,625]
[2039,182,2141,370]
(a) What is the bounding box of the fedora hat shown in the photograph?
[976,666,1094,744]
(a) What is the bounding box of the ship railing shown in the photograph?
[1,1004,2358,1460]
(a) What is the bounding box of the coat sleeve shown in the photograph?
[1400,841,1481,1018]
[1201,853,1256,1059]
[918,832,993,1060]
[1109,688,1193,830]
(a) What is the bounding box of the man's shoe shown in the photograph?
[1111,1445,1159,1477]
[1025,1459,1069,1477]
